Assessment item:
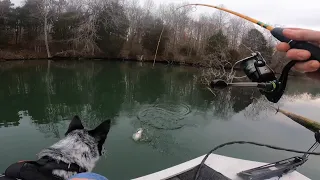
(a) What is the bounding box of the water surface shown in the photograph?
[0,61,319,179]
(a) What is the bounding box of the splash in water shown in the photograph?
[137,103,191,130]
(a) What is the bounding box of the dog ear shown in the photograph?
[65,115,84,135]
[89,119,111,139]
[89,120,111,155]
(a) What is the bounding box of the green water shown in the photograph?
[0,61,320,180]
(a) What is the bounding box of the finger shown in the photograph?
[294,60,320,72]
[276,42,290,52]
[286,49,311,60]
[283,29,320,42]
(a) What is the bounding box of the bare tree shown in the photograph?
[195,14,219,55]
[143,0,155,15]
[37,0,55,58]
[159,3,192,54]
[73,16,100,56]
[227,17,247,49]
[69,0,103,56]
[212,4,229,30]
[124,0,144,51]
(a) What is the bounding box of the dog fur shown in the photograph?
[36,115,111,180]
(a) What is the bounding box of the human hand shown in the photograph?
[276,28,320,72]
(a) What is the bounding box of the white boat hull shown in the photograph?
[133,154,310,180]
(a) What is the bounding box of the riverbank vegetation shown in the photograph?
[0,0,289,71]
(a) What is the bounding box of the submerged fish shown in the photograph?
[132,128,143,141]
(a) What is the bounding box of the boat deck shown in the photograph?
[168,164,231,180]
[133,154,310,180]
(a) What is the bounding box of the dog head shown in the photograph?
[37,115,111,178]
[64,115,111,157]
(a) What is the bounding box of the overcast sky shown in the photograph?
[145,0,320,31]
[11,0,320,30]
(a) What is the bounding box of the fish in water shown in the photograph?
[132,128,143,141]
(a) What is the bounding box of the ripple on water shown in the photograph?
[137,103,191,130]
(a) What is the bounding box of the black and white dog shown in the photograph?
[1,115,111,180]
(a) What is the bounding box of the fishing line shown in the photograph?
[304,142,319,159]
[229,58,249,81]
[194,141,320,180]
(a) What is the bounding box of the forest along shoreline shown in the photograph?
[0,0,307,75]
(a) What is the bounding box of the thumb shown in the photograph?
[283,28,320,42]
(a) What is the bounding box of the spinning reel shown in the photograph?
[210,52,312,103]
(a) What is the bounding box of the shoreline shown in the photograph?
[0,56,310,78]
[0,56,241,70]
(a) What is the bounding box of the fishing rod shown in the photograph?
[178,3,320,59]
[270,106,320,134]
[178,4,320,103]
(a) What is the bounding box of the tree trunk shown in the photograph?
[15,23,18,45]
[44,15,51,58]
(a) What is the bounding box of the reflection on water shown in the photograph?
[0,61,266,130]
[0,61,319,179]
